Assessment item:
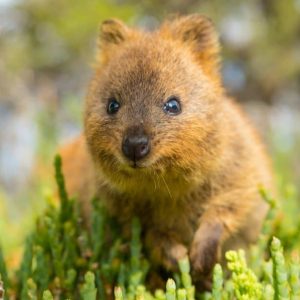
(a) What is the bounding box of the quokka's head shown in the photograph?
[85,15,225,191]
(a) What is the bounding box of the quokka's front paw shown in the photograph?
[189,222,223,279]
[155,241,188,272]
[165,243,188,270]
[145,231,188,272]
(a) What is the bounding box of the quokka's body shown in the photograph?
[60,15,274,286]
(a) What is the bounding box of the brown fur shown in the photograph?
[59,15,274,284]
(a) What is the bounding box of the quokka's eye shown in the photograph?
[107,98,120,115]
[163,96,181,115]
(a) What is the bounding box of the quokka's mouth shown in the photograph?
[126,159,157,172]
[129,161,146,169]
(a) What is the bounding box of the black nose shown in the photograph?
[122,134,150,162]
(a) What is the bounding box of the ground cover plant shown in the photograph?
[0,155,300,300]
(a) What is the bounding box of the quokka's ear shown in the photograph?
[99,19,129,46]
[97,19,132,64]
[161,14,221,79]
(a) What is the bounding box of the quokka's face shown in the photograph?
[84,16,224,187]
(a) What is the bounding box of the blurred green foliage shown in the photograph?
[3,0,136,72]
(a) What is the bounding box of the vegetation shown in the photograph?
[0,155,299,300]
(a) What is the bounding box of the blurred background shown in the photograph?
[0,0,299,260]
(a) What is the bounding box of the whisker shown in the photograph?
[150,166,158,190]
[160,172,174,202]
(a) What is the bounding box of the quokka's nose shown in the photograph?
[122,134,150,162]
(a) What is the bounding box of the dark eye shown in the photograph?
[163,97,181,115]
[107,98,120,115]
